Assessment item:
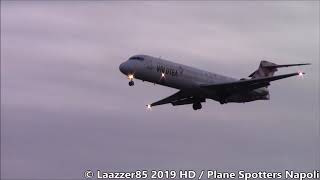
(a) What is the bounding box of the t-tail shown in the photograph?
[249,60,311,79]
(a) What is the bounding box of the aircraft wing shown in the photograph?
[200,72,304,93]
[149,90,193,107]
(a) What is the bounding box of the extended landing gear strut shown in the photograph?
[192,102,202,111]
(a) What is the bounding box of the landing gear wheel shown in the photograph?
[192,102,202,110]
[219,99,226,105]
[129,81,134,86]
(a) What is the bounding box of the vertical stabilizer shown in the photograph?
[249,60,278,79]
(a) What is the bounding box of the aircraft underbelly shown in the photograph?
[226,88,270,103]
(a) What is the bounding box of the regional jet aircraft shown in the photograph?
[119,55,310,110]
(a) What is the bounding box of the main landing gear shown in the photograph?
[192,102,202,110]
[129,80,134,86]
[219,99,226,105]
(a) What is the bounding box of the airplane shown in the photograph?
[119,55,310,110]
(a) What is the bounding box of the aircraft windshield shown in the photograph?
[129,56,144,61]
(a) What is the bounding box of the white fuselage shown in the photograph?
[119,55,269,103]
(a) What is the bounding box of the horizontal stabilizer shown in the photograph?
[201,72,305,92]
[263,63,311,68]
[249,60,310,78]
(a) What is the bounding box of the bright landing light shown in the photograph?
[128,74,134,80]
[161,73,165,78]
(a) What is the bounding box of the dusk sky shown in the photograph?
[1,1,319,179]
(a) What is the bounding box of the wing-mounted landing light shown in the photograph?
[146,104,152,111]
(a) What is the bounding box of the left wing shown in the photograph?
[200,72,304,92]
[149,90,197,107]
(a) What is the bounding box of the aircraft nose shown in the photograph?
[119,62,127,74]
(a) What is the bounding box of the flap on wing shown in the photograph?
[201,72,303,91]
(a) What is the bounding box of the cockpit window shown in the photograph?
[129,56,144,61]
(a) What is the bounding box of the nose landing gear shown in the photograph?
[128,74,134,86]
[129,80,134,86]
[192,102,202,110]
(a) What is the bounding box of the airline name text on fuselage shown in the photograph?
[156,64,179,77]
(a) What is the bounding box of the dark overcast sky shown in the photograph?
[1,1,319,179]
